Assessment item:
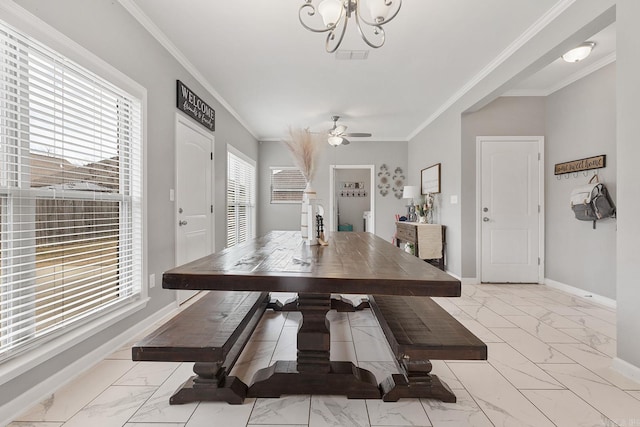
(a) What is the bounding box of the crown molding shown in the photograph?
[118,0,258,140]
[407,0,577,141]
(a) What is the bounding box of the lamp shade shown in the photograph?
[402,185,419,200]
[366,0,390,22]
[318,0,343,27]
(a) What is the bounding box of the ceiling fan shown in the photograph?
[326,115,372,146]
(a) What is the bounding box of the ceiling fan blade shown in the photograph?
[344,132,372,137]
[341,138,350,145]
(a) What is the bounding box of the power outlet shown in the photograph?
[149,273,156,288]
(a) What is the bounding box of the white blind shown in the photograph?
[270,167,306,203]
[0,19,143,359]
[226,149,255,247]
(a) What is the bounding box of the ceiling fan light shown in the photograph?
[562,42,595,63]
[334,124,347,134]
[328,136,343,146]
[318,0,343,27]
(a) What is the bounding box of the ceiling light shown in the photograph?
[328,136,343,146]
[299,0,402,53]
[562,42,595,63]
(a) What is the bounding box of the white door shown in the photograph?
[175,115,214,304]
[479,136,543,283]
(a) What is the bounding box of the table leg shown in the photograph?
[247,293,381,399]
[296,293,331,372]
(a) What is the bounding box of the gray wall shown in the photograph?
[546,63,616,299]
[4,0,257,407]
[408,110,463,275]
[461,97,547,278]
[258,140,408,243]
[617,0,640,370]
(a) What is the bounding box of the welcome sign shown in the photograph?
[176,80,215,131]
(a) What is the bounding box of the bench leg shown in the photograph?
[380,359,456,403]
[170,363,248,405]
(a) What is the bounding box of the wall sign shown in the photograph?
[176,80,215,131]
[554,155,605,175]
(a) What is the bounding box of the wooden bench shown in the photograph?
[132,290,269,404]
[368,294,487,402]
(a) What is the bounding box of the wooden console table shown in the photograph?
[396,222,446,270]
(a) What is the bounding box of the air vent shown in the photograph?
[335,50,369,60]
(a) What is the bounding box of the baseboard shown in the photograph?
[0,301,178,424]
[612,357,640,384]
[544,278,616,309]
[461,277,479,285]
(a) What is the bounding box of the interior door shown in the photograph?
[175,115,214,304]
[480,137,542,283]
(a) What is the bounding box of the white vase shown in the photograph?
[301,182,317,244]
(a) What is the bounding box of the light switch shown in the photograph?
[169,189,175,202]
[450,195,458,204]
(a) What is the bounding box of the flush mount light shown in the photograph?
[562,42,596,63]
[299,0,402,53]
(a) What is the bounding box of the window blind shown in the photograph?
[226,149,255,247]
[270,167,306,203]
[0,19,143,359]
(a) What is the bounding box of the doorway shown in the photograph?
[476,136,544,283]
[175,114,214,304]
[329,165,375,234]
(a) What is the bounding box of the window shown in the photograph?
[226,147,255,247]
[270,167,306,203]
[0,19,143,360]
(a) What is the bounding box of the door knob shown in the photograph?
[179,220,188,226]
[483,217,490,222]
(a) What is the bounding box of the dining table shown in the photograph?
[162,230,461,399]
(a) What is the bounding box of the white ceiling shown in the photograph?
[122,0,615,142]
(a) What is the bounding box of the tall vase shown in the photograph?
[301,182,317,244]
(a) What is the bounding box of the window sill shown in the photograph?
[0,297,149,387]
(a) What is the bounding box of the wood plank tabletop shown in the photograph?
[163,231,460,297]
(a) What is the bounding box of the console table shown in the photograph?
[396,222,446,270]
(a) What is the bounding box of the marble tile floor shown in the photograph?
[8,284,640,427]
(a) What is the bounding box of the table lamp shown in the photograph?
[402,185,419,222]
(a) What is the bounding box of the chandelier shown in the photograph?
[299,0,402,53]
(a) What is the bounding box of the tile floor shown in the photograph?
[8,284,640,427]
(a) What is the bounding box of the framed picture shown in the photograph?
[421,163,441,194]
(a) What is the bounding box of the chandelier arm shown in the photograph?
[299,1,339,33]
[355,12,385,49]
[325,11,349,53]
[356,0,402,27]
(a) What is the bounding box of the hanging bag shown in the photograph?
[570,174,616,229]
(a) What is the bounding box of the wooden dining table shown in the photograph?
[162,230,461,399]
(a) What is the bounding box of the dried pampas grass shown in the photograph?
[282,127,321,183]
